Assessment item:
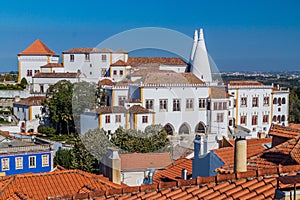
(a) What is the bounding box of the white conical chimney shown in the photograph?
[189,30,198,62]
[190,28,212,83]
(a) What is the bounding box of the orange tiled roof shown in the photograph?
[120,152,172,171]
[95,106,127,114]
[289,123,300,130]
[33,72,78,78]
[153,158,192,182]
[13,96,46,107]
[98,78,115,86]
[18,39,58,56]
[209,87,230,99]
[0,169,123,200]
[214,138,272,167]
[128,105,153,114]
[40,63,63,68]
[227,80,265,86]
[141,72,205,85]
[127,57,187,67]
[269,124,300,139]
[54,165,300,200]
[111,59,127,66]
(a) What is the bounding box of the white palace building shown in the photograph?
[17,29,289,153]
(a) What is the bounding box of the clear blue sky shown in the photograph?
[0,0,299,72]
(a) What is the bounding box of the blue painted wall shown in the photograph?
[0,151,52,176]
[192,151,225,178]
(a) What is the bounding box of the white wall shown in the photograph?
[159,64,187,73]
[140,85,209,134]
[32,77,79,94]
[100,113,126,133]
[272,89,289,126]
[18,55,59,84]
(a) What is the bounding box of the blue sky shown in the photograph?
[0,0,299,72]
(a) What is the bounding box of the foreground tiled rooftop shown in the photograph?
[0,168,123,200]
[33,72,79,78]
[226,80,265,86]
[269,124,300,139]
[52,165,300,200]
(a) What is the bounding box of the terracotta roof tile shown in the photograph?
[99,78,115,86]
[209,87,230,99]
[40,63,63,68]
[0,169,123,200]
[269,124,300,139]
[226,80,265,86]
[57,165,300,200]
[18,39,58,56]
[127,57,187,67]
[94,106,127,114]
[33,72,79,78]
[14,96,46,106]
[120,152,172,171]
[153,158,192,182]
[128,105,153,114]
[141,72,205,85]
[111,60,127,66]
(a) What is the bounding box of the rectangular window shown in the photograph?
[252,115,258,125]
[142,116,148,123]
[115,115,121,123]
[252,97,259,107]
[105,115,110,123]
[159,99,168,111]
[70,54,74,62]
[241,97,247,107]
[15,157,23,169]
[198,98,206,109]
[113,70,117,76]
[27,70,33,76]
[29,156,36,168]
[217,113,224,122]
[84,53,90,61]
[263,97,269,106]
[40,85,44,93]
[145,99,154,110]
[173,99,181,111]
[101,55,107,62]
[2,158,9,171]
[186,99,194,110]
[118,96,126,106]
[263,115,269,123]
[120,70,123,76]
[240,116,247,125]
[223,102,227,110]
[42,155,49,167]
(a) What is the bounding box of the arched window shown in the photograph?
[164,124,174,135]
[195,122,206,134]
[281,115,286,122]
[277,115,281,123]
[278,98,282,105]
[273,116,276,122]
[179,123,190,134]
[282,98,286,104]
[273,98,277,104]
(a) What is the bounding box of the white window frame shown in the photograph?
[159,99,168,112]
[29,156,36,168]
[186,98,194,110]
[145,99,154,110]
[42,155,49,167]
[15,157,23,170]
[1,158,9,171]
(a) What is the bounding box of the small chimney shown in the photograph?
[182,169,188,180]
[233,132,250,173]
[101,147,121,184]
[148,169,155,184]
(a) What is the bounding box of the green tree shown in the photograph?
[20,77,28,88]
[70,136,99,174]
[289,87,300,123]
[54,148,72,169]
[46,80,74,134]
